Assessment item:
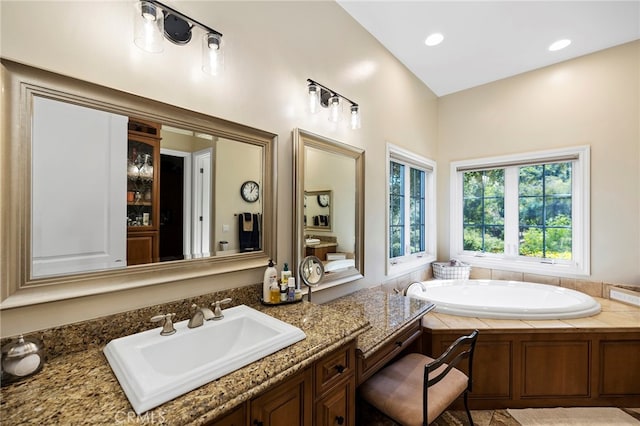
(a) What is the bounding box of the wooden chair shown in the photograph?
[359,330,479,426]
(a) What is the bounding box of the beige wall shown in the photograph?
[2,2,636,337]
[0,1,438,335]
[437,41,640,285]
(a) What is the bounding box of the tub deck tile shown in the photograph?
[428,313,491,329]
[559,316,613,328]
[523,319,573,329]
[421,313,450,329]
[481,318,534,329]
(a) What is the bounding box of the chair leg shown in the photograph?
[463,391,474,426]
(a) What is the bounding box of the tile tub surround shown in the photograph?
[422,296,640,409]
[422,296,640,331]
[0,290,370,424]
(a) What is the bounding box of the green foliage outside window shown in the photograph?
[462,162,572,260]
[463,169,505,253]
[519,163,572,259]
[389,161,404,258]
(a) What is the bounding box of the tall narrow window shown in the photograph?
[387,144,436,275]
[409,167,425,254]
[463,169,504,254]
[518,162,572,259]
[389,161,405,258]
[450,146,590,277]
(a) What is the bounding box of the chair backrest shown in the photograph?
[422,329,479,424]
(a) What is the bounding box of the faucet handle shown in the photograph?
[210,298,232,320]
[150,313,177,336]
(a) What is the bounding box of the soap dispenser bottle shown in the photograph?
[281,263,292,285]
[263,259,277,302]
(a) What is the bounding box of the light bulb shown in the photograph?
[308,83,319,114]
[328,95,340,123]
[549,39,571,52]
[350,105,361,129]
[202,33,224,75]
[134,1,164,53]
[424,32,444,47]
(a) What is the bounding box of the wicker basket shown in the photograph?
[432,261,471,280]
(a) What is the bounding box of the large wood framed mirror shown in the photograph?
[293,129,364,292]
[0,59,277,308]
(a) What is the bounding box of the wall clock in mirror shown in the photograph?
[241,180,259,202]
[317,194,329,207]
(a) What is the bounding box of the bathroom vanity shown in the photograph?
[0,287,433,425]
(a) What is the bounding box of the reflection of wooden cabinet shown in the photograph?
[208,341,356,426]
[305,243,337,261]
[126,118,161,265]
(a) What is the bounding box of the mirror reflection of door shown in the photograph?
[192,148,212,258]
[159,152,186,262]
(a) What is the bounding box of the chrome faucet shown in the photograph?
[150,313,177,336]
[210,298,232,320]
[188,303,215,328]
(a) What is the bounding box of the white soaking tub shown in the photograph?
[406,279,601,320]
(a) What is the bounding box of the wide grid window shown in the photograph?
[451,146,589,277]
[387,144,436,275]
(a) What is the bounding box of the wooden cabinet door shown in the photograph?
[250,369,312,426]
[126,233,157,265]
[207,403,246,426]
[315,375,355,426]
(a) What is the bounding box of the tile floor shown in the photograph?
[359,404,640,425]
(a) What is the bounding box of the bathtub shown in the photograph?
[406,279,601,320]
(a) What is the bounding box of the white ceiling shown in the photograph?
[337,1,640,96]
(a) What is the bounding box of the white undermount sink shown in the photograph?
[103,304,306,414]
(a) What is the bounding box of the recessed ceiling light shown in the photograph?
[548,39,571,52]
[425,33,444,47]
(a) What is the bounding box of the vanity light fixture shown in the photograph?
[306,79,361,129]
[133,0,224,75]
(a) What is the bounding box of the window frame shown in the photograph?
[386,143,437,276]
[450,146,590,277]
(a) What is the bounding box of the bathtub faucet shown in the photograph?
[403,281,426,296]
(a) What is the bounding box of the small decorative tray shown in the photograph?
[259,298,303,306]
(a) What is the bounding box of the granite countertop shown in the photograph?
[0,301,369,425]
[0,287,433,425]
[325,287,435,358]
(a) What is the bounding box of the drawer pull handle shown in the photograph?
[335,415,345,425]
[253,420,263,426]
[334,364,346,374]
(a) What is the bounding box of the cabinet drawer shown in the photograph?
[357,320,422,384]
[315,341,356,396]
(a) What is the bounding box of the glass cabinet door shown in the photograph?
[127,138,156,228]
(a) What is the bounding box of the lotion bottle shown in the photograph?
[281,263,291,285]
[287,277,296,302]
[263,259,277,302]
